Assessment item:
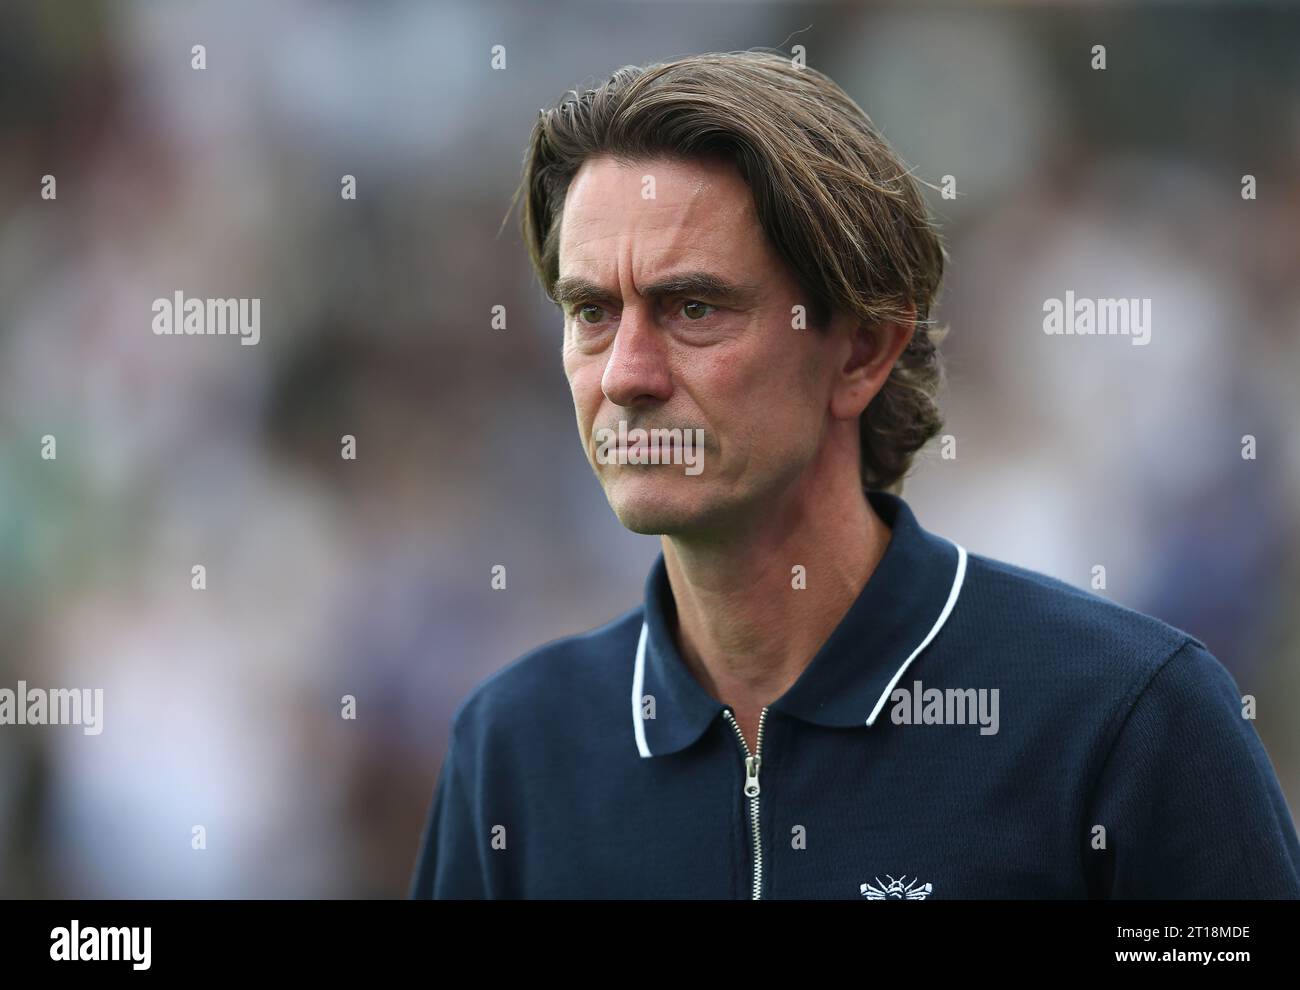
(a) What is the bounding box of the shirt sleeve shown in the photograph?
[409,723,489,899]
[1084,637,1300,898]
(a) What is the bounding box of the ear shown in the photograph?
[829,303,917,422]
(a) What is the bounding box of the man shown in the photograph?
[410,51,1300,898]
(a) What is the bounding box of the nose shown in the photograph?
[600,302,673,408]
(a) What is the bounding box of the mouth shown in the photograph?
[591,424,707,468]
[602,438,688,458]
[617,438,672,454]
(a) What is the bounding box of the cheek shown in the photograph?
[691,350,791,456]
[564,357,605,427]
[743,349,828,457]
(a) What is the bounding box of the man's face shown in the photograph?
[556,154,844,537]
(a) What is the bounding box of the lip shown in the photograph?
[594,428,706,459]
[610,439,681,455]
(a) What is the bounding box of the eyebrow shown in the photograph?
[551,271,762,310]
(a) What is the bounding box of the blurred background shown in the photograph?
[1,0,1297,897]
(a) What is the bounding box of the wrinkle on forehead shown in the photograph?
[559,155,761,283]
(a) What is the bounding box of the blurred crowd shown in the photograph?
[0,0,1296,896]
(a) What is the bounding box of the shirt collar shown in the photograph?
[631,490,968,758]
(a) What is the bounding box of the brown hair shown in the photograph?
[511,50,949,493]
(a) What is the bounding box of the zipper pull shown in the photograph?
[744,755,761,797]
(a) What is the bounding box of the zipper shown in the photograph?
[722,706,769,900]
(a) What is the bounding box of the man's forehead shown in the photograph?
[568,152,746,202]
[558,155,760,280]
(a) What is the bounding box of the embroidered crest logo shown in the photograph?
[860,875,933,900]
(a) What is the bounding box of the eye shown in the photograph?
[575,303,607,325]
[680,300,715,320]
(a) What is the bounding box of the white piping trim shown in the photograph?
[632,621,652,757]
[865,542,968,727]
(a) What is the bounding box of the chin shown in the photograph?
[603,472,716,536]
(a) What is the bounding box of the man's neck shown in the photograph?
[660,476,893,752]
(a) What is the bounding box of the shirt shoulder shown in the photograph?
[957,548,1203,697]
[446,604,645,748]
[948,549,1300,897]
[1082,634,1300,896]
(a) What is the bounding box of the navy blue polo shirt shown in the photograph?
[410,490,1300,899]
